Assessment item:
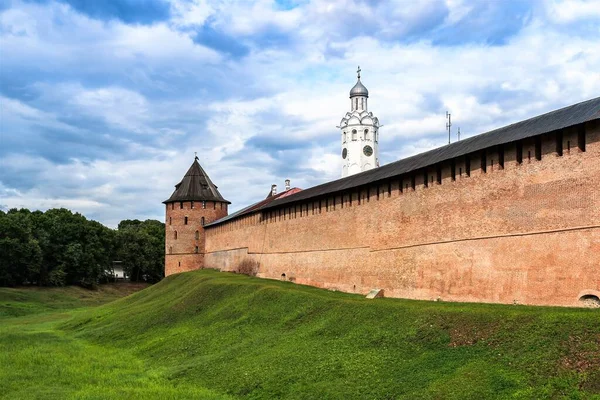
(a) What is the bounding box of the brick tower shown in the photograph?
[163,156,229,276]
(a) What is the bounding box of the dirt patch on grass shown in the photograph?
[561,333,600,393]
[448,322,500,347]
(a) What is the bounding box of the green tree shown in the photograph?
[117,220,164,283]
[0,210,42,286]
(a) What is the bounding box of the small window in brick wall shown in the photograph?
[195,230,199,240]
[201,217,205,226]
[169,217,172,225]
[195,246,199,254]
[578,125,586,152]
[174,231,178,240]
[171,203,174,210]
[179,201,183,209]
[169,246,172,254]
[184,216,188,225]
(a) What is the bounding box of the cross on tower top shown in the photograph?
[357,66,361,79]
[194,151,198,160]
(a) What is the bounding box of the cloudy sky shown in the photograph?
[1,0,600,227]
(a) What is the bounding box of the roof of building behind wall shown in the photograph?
[204,187,302,227]
[263,96,600,210]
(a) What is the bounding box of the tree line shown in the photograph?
[0,208,164,287]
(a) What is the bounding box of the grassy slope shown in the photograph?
[0,283,148,318]
[55,270,600,400]
[0,283,231,400]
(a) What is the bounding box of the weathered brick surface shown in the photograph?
[165,200,228,276]
[199,121,600,307]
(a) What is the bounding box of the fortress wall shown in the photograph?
[204,120,600,306]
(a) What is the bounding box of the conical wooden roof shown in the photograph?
[163,157,230,204]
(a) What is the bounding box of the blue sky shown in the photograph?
[1,0,600,227]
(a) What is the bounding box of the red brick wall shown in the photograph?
[164,200,228,276]
[203,120,600,307]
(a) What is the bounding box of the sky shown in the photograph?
[1,0,600,227]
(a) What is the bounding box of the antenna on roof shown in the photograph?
[445,111,452,144]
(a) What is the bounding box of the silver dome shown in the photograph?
[349,78,369,98]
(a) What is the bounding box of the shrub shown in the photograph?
[235,259,258,276]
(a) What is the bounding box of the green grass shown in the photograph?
[1,270,599,399]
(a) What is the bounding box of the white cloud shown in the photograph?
[545,0,600,23]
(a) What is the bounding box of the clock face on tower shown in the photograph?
[363,145,373,157]
[342,148,347,159]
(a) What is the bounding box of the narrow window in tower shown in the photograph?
[361,98,364,109]
[174,231,178,240]
[499,146,505,169]
[411,175,416,190]
[424,171,428,188]
[451,159,456,181]
[465,156,471,176]
[195,230,199,239]
[202,201,206,209]
[195,246,199,254]
[191,201,194,209]
[364,129,369,140]
[180,201,183,209]
[213,202,216,209]
[201,217,205,226]
[352,129,357,141]
[516,141,523,164]
[436,165,442,184]
[171,203,174,210]
[535,136,542,160]
[388,182,392,196]
[169,217,172,225]
[556,131,563,156]
[169,246,172,254]
[343,132,347,143]
[578,125,586,152]
[184,216,188,225]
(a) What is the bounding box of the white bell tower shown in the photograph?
[339,67,381,178]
